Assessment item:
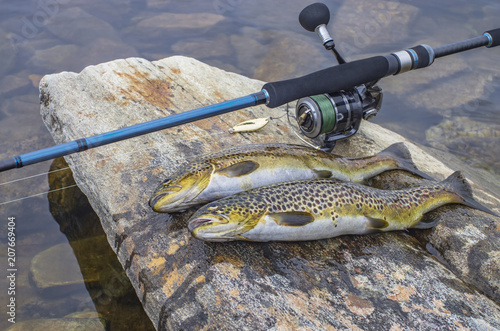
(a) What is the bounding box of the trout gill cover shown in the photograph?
[150,142,431,213]
[188,171,496,242]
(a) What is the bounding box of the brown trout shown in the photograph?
[150,143,431,213]
[188,171,496,242]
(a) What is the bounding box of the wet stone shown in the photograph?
[136,12,225,36]
[426,116,500,175]
[5,317,105,331]
[28,38,139,74]
[29,235,124,296]
[40,55,500,329]
[171,34,232,60]
[381,55,493,111]
[253,32,331,82]
[0,28,16,76]
[229,27,268,77]
[30,241,89,294]
[0,72,31,96]
[45,7,119,46]
[82,38,139,67]
[28,44,82,73]
[61,0,134,24]
[332,0,420,56]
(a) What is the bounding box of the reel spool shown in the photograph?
[296,91,362,144]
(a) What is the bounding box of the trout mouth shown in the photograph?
[149,185,182,208]
[188,216,228,232]
[149,184,208,213]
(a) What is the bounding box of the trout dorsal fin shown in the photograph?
[379,142,412,160]
[379,143,433,180]
[217,161,259,177]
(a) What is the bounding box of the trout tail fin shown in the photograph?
[440,171,498,216]
[379,143,433,180]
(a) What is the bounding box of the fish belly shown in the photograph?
[197,168,319,201]
[241,214,375,242]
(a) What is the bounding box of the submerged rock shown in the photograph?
[29,238,97,294]
[0,72,31,97]
[136,12,225,39]
[6,317,105,331]
[332,0,420,55]
[28,44,81,73]
[253,32,331,82]
[426,116,500,175]
[45,7,119,46]
[0,28,16,76]
[40,55,500,329]
[171,34,232,60]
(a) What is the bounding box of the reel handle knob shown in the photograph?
[299,3,330,32]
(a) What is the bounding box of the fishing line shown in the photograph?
[0,184,78,206]
[0,166,71,187]
[285,104,321,150]
[0,158,169,207]
[0,120,272,206]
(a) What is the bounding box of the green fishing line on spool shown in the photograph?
[309,94,336,134]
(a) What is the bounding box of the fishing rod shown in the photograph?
[1,3,499,172]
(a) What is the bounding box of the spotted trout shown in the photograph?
[150,143,431,212]
[188,171,496,242]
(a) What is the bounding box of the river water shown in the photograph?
[0,0,499,329]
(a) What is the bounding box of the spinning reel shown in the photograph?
[293,3,383,151]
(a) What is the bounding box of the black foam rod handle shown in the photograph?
[485,28,500,47]
[262,56,391,108]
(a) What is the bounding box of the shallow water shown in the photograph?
[0,0,499,329]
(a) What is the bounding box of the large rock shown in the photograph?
[39,56,500,330]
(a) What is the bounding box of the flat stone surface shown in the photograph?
[40,56,500,330]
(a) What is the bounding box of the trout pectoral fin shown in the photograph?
[313,169,333,178]
[366,217,389,230]
[217,161,259,177]
[268,212,314,226]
